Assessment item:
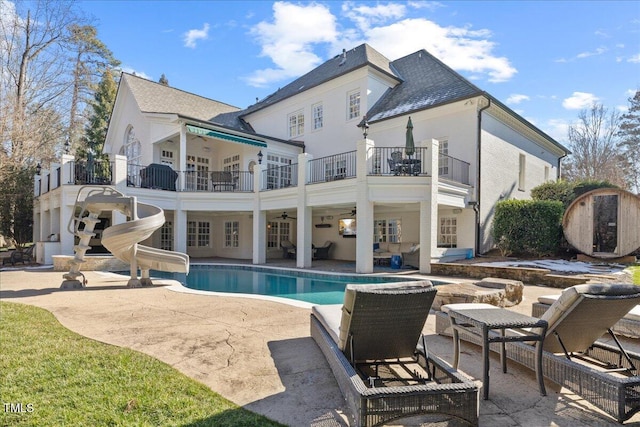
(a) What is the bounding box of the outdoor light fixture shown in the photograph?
[358,115,369,138]
[36,163,42,175]
[257,150,263,164]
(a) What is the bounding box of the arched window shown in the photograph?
[123,127,141,185]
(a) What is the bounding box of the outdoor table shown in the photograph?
[445,305,548,400]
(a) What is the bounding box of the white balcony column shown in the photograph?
[111,154,128,191]
[178,124,187,191]
[49,162,60,189]
[174,207,187,254]
[252,163,267,264]
[355,137,375,273]
[59,202,75,255]
[419,139,440,273]
[296,153,313,268]
[60,154,74,185]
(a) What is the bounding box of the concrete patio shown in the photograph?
[1,264,639,426]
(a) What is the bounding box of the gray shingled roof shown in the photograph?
[122,73,240,122]
[240,44,399,117]
[367,50,483,122]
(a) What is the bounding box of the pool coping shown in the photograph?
[103,262,458,309]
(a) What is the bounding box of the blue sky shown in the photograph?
[79,1,640,145]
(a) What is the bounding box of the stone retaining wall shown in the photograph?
[53,255,128,272]
[430,263,585,288]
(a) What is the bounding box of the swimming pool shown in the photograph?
[152,264,441,305]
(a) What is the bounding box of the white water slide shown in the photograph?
[62,187,189,288]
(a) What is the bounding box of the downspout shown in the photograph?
[475,97,491,255]
[557,153,568,179]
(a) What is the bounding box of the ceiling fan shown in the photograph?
[340,207,357,217]
[273,211,296,220]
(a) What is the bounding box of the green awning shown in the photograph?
[186,125,267,148]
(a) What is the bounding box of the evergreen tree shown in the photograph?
[66,24,120,155]
[79,69,118,176]
[618,90,640,193]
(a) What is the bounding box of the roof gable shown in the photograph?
[367,50,482,122]
[241,44,399,116]
[122,73,239,122]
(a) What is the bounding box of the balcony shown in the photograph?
[126,164,254,192]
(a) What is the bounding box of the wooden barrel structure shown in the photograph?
[563,188,640,259]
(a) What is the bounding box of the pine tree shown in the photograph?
[618,90,640,193]
[78,70,118,180]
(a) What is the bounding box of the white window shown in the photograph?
[186,155,209,191]
[544,166,550,181]
[438,217,457,248]
[187,220,210,247]
[438,140,449,177]
[160,221,173,251]
[288,110,304,138]
[123,127,141,185]
[160,150,174,167]
[373,219,402,243]
[223,154,240,180]
[266,154,293,188]
[518,154,526,191]
[347,90,360,120]
[267,221,291,248]
[312,103,323,130]
[224,221,239,248]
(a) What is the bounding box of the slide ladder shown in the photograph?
[61,186,189,288]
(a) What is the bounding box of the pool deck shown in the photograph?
[1,261,639,426]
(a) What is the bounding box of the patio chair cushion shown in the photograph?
[540,284,640,353]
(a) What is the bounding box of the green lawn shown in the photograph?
[631,265,640,285]
[0,301,284,426]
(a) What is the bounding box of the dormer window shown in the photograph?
[347,90,360,120]
[288,110,304,138]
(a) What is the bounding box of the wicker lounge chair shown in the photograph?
[312,241,333,260]
[436,283,640,423]
[532,293,640,339]
[311,281,479,427]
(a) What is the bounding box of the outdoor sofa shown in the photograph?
[311,281,479,427]
[435,283,640,423]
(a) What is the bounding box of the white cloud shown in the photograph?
[119,66,151,81]
[342,1,406,31]
[362,18,516,82]
[183,23,210,49]
[562,92,599,110]
[245,2,337,87]
[247,1,516,87]
[545,119,570,144]
[506,94,530,105]
[628,53,640,63]
[576,47,607,59]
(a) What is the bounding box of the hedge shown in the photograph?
[492,199,565,257]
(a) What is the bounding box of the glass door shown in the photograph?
[592,194,618,254]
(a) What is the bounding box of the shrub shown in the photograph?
[492,199,565,257]
[531,180,575,208]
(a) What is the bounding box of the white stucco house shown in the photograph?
[33,44,569,274]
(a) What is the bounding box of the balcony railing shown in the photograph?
[439,154,470,185]
[126,164,254,192]
[69,160,114,185]
[308,151,356,184]
[261,163,298,190]
[368,146,429,176]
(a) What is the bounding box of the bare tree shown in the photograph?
[0,0,81,172]
[564,103,628,188]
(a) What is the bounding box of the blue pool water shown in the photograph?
[151,264,440,305]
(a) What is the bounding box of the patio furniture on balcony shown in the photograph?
[312,241,333,260]
[280,240,296,259]
[211,171,235,191]
[140,163,177,191]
